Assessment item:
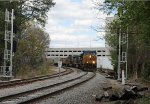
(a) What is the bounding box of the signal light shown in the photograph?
[13,23,18,34]
[13,40,17,52]
[89,55,91,58]
[92,61,95,64]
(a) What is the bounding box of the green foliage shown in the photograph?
[143,60,150,80]
[0,0,55,65]
[14,24,50,71]
[20,0,55,27]
[135,97,150,104]
[105,20,120,73]
[100,0,150,80]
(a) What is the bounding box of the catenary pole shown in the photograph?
[125,27,128,79]
[10,9,14,77]
[117,25,121,80]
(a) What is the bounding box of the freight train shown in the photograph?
[61,51,97,72]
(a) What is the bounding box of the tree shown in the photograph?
[0,0,55,65]
[98,0,150,80]
[14,24,50,71]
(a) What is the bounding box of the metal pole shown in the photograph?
[4,9,8,76]
[126,27,128,79]
[59,67,60,77]
[10,9,14,77]
[90,37,91,49]
[4,9,10,76]
[122,70,125,84]
[117,25,121,80]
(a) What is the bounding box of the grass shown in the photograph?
[135,97,150,104]
[15,65,56,79]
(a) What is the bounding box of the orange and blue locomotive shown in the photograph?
[62,51,97,72]
[81,51,97,71]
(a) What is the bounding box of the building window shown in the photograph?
[73,51,77,52]
[60,51,63,52]
[64,55,67,56]
[60,55,63,56]
[103,50,105,52]
[69,51,72,52]
[97,55,101,56]
[97,50,101,52]
[56,51,59,52]
[64,51,67,52]
[103,55,105,56]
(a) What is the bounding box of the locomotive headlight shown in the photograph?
[92,61,95,64]
[89,55,91,58]
[87,61,89,63]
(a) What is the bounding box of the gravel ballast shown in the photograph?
[36,73,110,104]
[0,68,85,98]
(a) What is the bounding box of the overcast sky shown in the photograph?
[45,0,111,48]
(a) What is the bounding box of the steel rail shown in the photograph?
[21,72,95,104]
[0,67,73,89]
[0,72,95,104]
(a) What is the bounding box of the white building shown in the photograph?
[45,47,113,70]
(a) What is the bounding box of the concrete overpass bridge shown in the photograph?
[45,47,113,70]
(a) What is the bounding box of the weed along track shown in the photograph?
[0,67,73,89]
[0,72,95,104]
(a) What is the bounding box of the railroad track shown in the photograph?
[0,72,95,104]
[0,67,73,89]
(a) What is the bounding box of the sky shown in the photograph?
[45,0,111,48]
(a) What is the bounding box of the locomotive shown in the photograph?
[81,51,97,71]
[61,51,97,72]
